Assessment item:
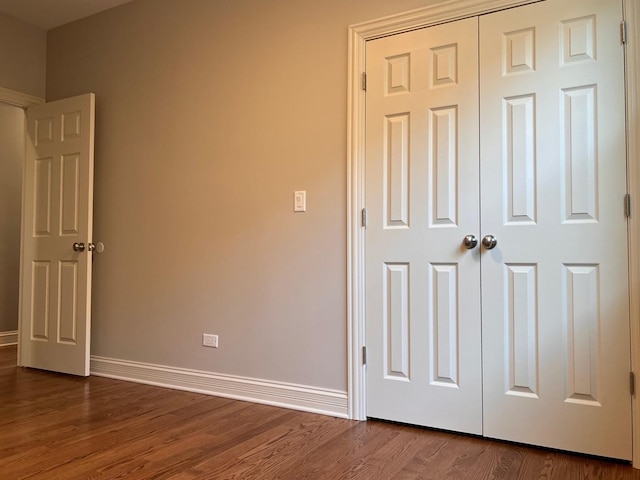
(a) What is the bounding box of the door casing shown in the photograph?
[347,0,640,467]
[0,86,43,110]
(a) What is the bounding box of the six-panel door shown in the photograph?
[19,93,95,376]
[480,0,631,459]
[365,17,483,435]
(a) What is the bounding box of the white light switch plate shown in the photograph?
[294,191,306,212]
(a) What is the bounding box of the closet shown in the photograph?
[364,0,631,460]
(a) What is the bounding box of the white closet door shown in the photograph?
[480,0,631,459]
[365,17,482,434]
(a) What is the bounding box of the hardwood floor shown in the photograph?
[2,345,640,480]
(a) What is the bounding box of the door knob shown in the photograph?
[482,235,498,250]
[88,242,105,253]
[463,235,478,249]
[72,242,85,252]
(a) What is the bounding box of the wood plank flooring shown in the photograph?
[2,345,640,480]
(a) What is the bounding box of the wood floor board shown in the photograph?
[2,345,640,479]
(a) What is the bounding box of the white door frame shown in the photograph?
[347,0,640,467]
[0,86,44,108]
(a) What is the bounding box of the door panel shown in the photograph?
[480,0,631,459]
[19,93,95,376]
[365,17,482,435]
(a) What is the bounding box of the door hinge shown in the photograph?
[362,72,367,92]
[621,21,627,44]
[362,208,368,227]
[362,346,367,365]
[631,372,636,396]
[625,193,631,218]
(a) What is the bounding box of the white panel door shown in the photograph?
[364,0,630,459]
[365,18,482,434]
[19,93,96,376]
[480,0,631,459]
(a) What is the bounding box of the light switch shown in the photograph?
[294,191,306,212]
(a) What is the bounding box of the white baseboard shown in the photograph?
[0,331,18,346]
[90,356,349,418]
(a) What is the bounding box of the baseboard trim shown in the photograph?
[90,356,349,418]
[0,331,18,346]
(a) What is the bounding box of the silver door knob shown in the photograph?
[463,235,478,249]
[88,242,105,253]
[482,235,497,250]
[72,242,86,252]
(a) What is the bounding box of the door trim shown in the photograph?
[347,0,640,467]
[624,0,640,470]
[0,86,44,108]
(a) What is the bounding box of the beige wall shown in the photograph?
[0,13,46,97]
[0,103,24,333]
[46,0,436,391]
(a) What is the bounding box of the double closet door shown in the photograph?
[364,0,631,460]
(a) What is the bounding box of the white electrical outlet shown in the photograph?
[202,334,218,348]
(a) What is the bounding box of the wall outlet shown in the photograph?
[202,334,218,348]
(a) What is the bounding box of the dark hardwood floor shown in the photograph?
[2,345,640,480]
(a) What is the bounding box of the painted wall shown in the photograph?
[0,13,46,98]
[45,0,437,391]
[0,103,24,334]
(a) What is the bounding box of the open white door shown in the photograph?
[18,93,95,376]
